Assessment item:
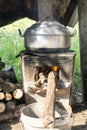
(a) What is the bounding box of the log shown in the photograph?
[0,102,6,113]
[5,93,12,101]
[0,104,25,121]
[0,66,18,83]
[0,78,4,83]
[1,82,17,93]
[7,82,17,91]
[6,101,16,111]
[43,71,56,128]
[0,86,2,92]
[0,92,5,100]
[5,66,18,83]
[13,89,23,100]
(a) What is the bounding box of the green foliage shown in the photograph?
[0,18,35,83]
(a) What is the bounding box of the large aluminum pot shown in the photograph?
[19,20,76,53]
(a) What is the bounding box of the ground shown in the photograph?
[72,103,87,130]
[0,103,87,130]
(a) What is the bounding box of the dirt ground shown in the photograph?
[71,103,87,130]
[0,103,87,130]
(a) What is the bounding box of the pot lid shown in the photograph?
[24,20,71,36]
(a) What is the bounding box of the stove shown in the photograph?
[21,50,75,106]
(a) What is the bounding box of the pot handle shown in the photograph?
[18,29,24,37]
[71,29,77,37]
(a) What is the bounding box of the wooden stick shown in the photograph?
[0,102,6,113]
[43,71,56,128]
[13,89,23,100]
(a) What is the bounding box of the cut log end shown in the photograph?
[6,101,16,111]
[0,92,5,100]
[5,93,12,101]
[0,102,6,113]
[13,89,23,100]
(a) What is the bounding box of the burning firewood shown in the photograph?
[34,73,46,88]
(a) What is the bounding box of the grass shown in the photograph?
[0,18,36,83]
[0,19,81,91]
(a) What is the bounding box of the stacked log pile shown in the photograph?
[0,57,24,114]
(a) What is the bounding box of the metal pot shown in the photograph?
[19,20,76,53]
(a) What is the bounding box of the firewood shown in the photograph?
[0,78,4,83]
[34,65,39,81]
[43,71,56,128]
[1,82,17,93]
[0,92,5,100]
[34,73,46,87]
[6,101,16,111]
[0,67,18,83]
[0,104,25,121]
[5,93,12,101]
[13,89,23,100]
[8,82,17,91]
[5,66,18,83]
[0,86,2,92]
[0,102,6,113]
